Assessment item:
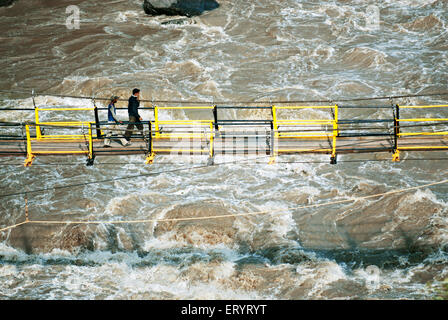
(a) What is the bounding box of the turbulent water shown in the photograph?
[1,0,448,299]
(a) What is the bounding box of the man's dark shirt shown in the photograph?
[128,95,140,119]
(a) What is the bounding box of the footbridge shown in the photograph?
[1,94,447,167]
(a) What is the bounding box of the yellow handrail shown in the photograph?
[88,123,93,160]
[24,124,34,167]
[332,119,337,160]
[154,105,160,138]
[35,107,95,111]
[23,123,94,167]
[396,108,448,154]
[334,104,339,136]
[209,121,214,158]
[398,118,448,122]
[400,105,448,109]
[156,106,214,110]
[34,106,96,140]
[275,105,334,109]
[17,102,448,166]
[272,105,278,138]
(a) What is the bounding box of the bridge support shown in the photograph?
[145,152,156,165]
[392,150,400,162]
[86,156,95,166]
[24,124,35,167]
[24,154,35,167]
[330,154,337,164]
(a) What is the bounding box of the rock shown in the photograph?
[6,223,95,254]
[320,279,369,299]
[143,0,219,17]
[153,202,237,247]
[161,17,196,25]
[0,0,15,7]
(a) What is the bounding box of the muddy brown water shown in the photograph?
[0,0,447,299]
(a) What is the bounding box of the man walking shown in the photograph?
[104,95,130,147]
[124,88,144,142]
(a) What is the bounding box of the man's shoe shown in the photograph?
[124,142,132,146]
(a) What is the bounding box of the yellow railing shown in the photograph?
[152,106,215,157]
[34,107,96,140]
[396,104,448,153]
[19,103,448,166]
[271,105,338,161]
[153,105,214,135]
[400,104,448,109]
[24,123,94,167]
[24,106,98,166]
[151,120,214,157]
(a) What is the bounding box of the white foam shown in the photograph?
[295,261,348,297]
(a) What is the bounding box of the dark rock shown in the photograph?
[160,17,195,25]
[0,0,15,7]
[143,0,219,17]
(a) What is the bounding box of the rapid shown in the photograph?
[0,0,448,299]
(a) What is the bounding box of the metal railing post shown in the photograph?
[392,104,400,162]
[268,118,276,164]
[334,104,339,136]
[93,98,102,138]
[34,107,42,140]
[331,119,337,164]
[24,124,35,167]
[154,105,160,138]
[271,105,278,138]
[145,121,155,164]
[213,105,219,131]
[86,122,95,166]
[209,121,214,158]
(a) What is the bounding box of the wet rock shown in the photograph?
[0,0,15,7]
[143,0,220,17]
[227,264,297,295]
[6,223,94,254]
[59,225,94,252]
[404,14,443,31]
[180,261,233,283]
[154,202,237,246]
[294,188,446,251]
[160,17,195,25]
[320,279,369,299]
[258,247,311,265]
[410,264,447,284]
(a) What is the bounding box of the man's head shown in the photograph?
[132,88,140,97]
[110,95,119,103]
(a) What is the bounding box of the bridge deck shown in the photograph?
[1,102,448,164]
[1,130,448,163]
